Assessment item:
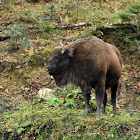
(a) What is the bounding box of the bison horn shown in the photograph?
[60,43,65,54]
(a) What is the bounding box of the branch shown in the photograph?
[55,22,93,29]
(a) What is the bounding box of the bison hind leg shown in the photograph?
[103,91,107,113]
[111,81,119,114]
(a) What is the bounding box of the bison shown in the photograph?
[46,36,122,117]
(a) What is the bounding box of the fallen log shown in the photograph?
[55,22,93,29]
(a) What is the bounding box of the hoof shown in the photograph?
[83,109,91,116]
[96,110,102,118]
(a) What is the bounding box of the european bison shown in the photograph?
[47,36,122,117]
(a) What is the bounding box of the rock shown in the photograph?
[37,88,55,101]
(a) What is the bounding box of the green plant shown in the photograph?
[2,24,30,52]
[124,35,140,50]
[66,99,76,107]
[23,11,55,32]
[45,97,63,107]
[82,28,93,38]
[119,4,140,34]
[119,4,140,51]
[63,85,84,108]
[15,121,31,134]
[21,38,31,49]
[90,96,96,109]
[52,84,84,109]
[119,13,131,23]
[17,127,24,134]
[20,121,31,127]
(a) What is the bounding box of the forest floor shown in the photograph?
[0,0,140,139]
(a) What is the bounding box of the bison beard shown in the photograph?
[47,36,122,117]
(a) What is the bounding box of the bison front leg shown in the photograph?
[95,85,105,117]
[83,93,91,116]
[81,87,92,116]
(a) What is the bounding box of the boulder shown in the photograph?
[37,88,55,101]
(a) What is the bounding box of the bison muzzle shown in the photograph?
[46,36,122,117]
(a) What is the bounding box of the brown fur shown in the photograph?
[47,36,122,116]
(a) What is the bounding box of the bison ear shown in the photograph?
[68,47,75,57]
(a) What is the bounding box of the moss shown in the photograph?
[1,98,139,139]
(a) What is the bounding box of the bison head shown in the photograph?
[46,44,74,78]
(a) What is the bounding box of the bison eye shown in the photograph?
[54,56,61,62]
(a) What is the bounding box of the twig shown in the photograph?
[55,22,93,29]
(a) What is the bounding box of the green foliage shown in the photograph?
[90,96,96,109]
[54,84,80,98]
[23,11,38,23]
[52,84,96,109]
[119,4,140,51]
[37,18,54,32]
[43,84,82,108]
[66,99,76,107]
[93,30,103,38]
[12,121,31,134]
[22,11,54,32]
[20,121,31,127]
[124,36,140,51]
[119,13,131,22]
[118,4,140,50]
[3,24,27,38]
[14,122,19,127]
[82,28,93,38]
[2,24,30,52]
[119,4,140,26]
[21,38,31,49]
[130,4,140,15]
[58,84,84,108]
[1,99,140,139]
[45,97,63,107]
[17,127,24,134]
[106,27,140,52]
